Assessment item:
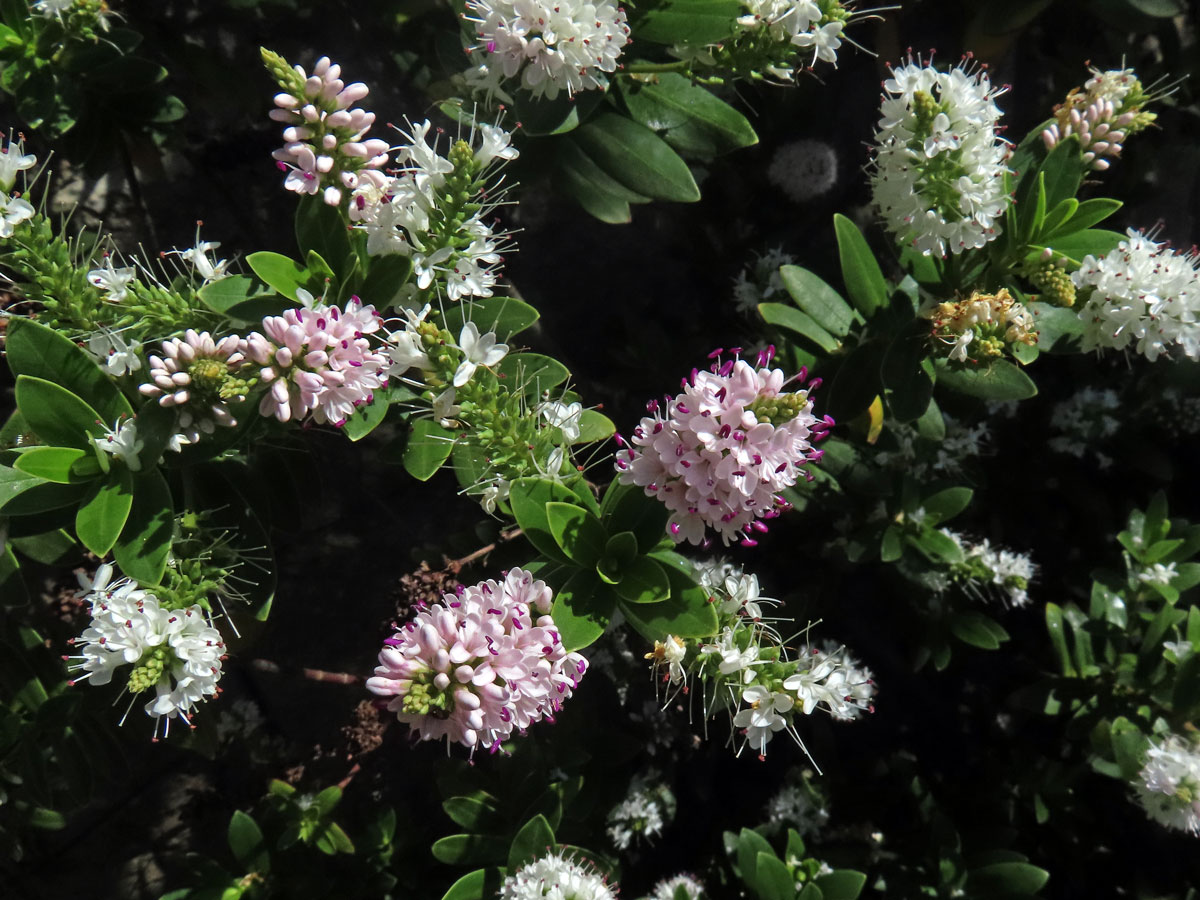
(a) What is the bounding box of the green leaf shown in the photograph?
[833,213,888,318]
[571,113,700,203]
[113,469,173,585]
[1047,197,1122,237]
[1037,197,1078,238]
[516,91,601,136]
[735,828,774,887]
[197,274,276,318]
[442,795,501,831]
[550,570,615,650]
[634,0,743,44]
[1173,652,1200,714]
[133,400,180,468]
[906,528,963,564]
[342,393,390,442]
[1026,301,1085,353]
[10,529,79,566]
[228,811,269,872]
[966,861,1050,897]
[915,398,946,441]
[510,477,581,563]
[949,611,1006,650]
[1110,716,1150,779]
[613,556,670,604]
[753,851,794,900]
[623,557,717,640]
[295,193,352,275]
[75,468,134,557]
[4,319,133,424]
[0,546,29,607]
[0,470,86,516]
[508,814,556,871]
[546,502,607,566]
[1045,602,1077,677]
[496,353,571,399]
[402,419,456,481]
[880,317,933,423]
[1036,228,1125,265]
[15,376,108,450]
[575,409,616,444]
[440,296,541,343]
[441,869,502,900]
[246,251,309,300]
[922,487,973,524]
[815,870,868,900]
[758,302,840,354]
[1041,136,1084,213]
[780,265,859,337]
[12,447,91,484]
[934,358,1037,401]
[431,834,508,866]
[880,526,903,562]
[825,340,886,422]
[359,254,414,309]
[556,136,646,224]
[1018,170,1047,241]
[602,481,670,553]
[619,74,757,158]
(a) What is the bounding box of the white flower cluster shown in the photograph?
[871,58,1011,257]
[1042,67,1157,172]
[875,414,992,479]
[764,782,830,837]
[649,874,706,900]
[463,0,631,101]
[606,778,672,850]
[68,564,226,739]
[737,0,846,68]
[351,119,516,303]
[732,247,796,315]
[1072,229,1200,362]
[802,641,876,721]
[1048,386,1120,469]
[500,851,618,900]
[1135,734,1200,835]
[939,529,1036,608]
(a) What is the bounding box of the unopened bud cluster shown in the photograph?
[1042,67,1160,171]
[1028,260,1077,308]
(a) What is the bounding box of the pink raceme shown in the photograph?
[615,348,831,546]
[366,568,587,752]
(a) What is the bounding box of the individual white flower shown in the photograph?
[791,20,843,65]
[1164,640,1193,661]
[433,387,461,427]
[500,851,618,900]
[86,327,143,376]
[453,322,509,386]
[782,655,845,715]
[535,445,566,481]
[1135,734,1200,834]
[0,194,34,238]
[0,139,37,193]
[87,256,138,302]
[474,123,520,166]
[540,400,583,442]
[646,634,689,685]
[480,477,510,514]
[700,626,760,680]
[171,239,229,284]
[1072,229,1200,362]
[32,0,73,16]
[733,685,795,754]
[870,58,1012,257]
[94,418,144,472]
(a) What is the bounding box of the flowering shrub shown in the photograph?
[1,2,1199,898]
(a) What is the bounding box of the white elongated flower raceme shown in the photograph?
[87,256,138,302]
[1072,229,1200,362]
[1135,734,1200,834]
[67,564,226,739]
[463,0,631,101]
[454,321,509,387]
[652,875,706,900]
[871,57,1012,257]
[500,851,617,900]
[350,119,516,302]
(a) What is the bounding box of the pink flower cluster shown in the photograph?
[366,568,588,752]
[270,56,390,206]
[244,296,388,426]
[615,348,832,546]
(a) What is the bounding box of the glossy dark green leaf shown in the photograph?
[613,556,670,604]
[754,851,794,900]
[602,480,670,552]
[440,296,541,343]
[546,501,607,566]
[758,302,840,354]
[922,487,974,524]
[0,470,86,516]
[1026,301,1085,353]
[949,611,1006,650]
[508,814,556,871]
[966,861,1049,896]
[1036,228,1125,264]
[442,795,501,832]
[295,193,352,275]
[113,469,173,585]
[549,570,614,651]
[15,376,108,450]
[572,113,700,203]
[556,136,646,224]
[905,528,964,565]
[441,869,503,900]
[1037,197,1078,238]
[934,358,1037,401]
[359,253,414,308]
[825,340,885,422]
[880,317,933,423]
[814,870,867,900]
[196,274,275,318]
[833,214,888,318]
[246,251,308,300]
[509,477,581,563]
[619,74,757,157]
[75,468,134,557]
[402,419,456,481]
[634,0,742,43]
[228,810,269,872]
[0,546,28,607]
[575,409,616,444]
[431,834,508,866]
[342,393,391,442]
[4,318,133,424]
[735,828,774,887]
[623,557,716,640]
[12,446,90,484]
[1047,197,1122,237]
[780,265,858,337]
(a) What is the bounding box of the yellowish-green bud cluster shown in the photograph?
[128,645,172,694]
[749,391,809,425]
[1029,263,1076,308]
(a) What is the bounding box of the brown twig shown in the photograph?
[248,658,362,684]
[445,527,523,572]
